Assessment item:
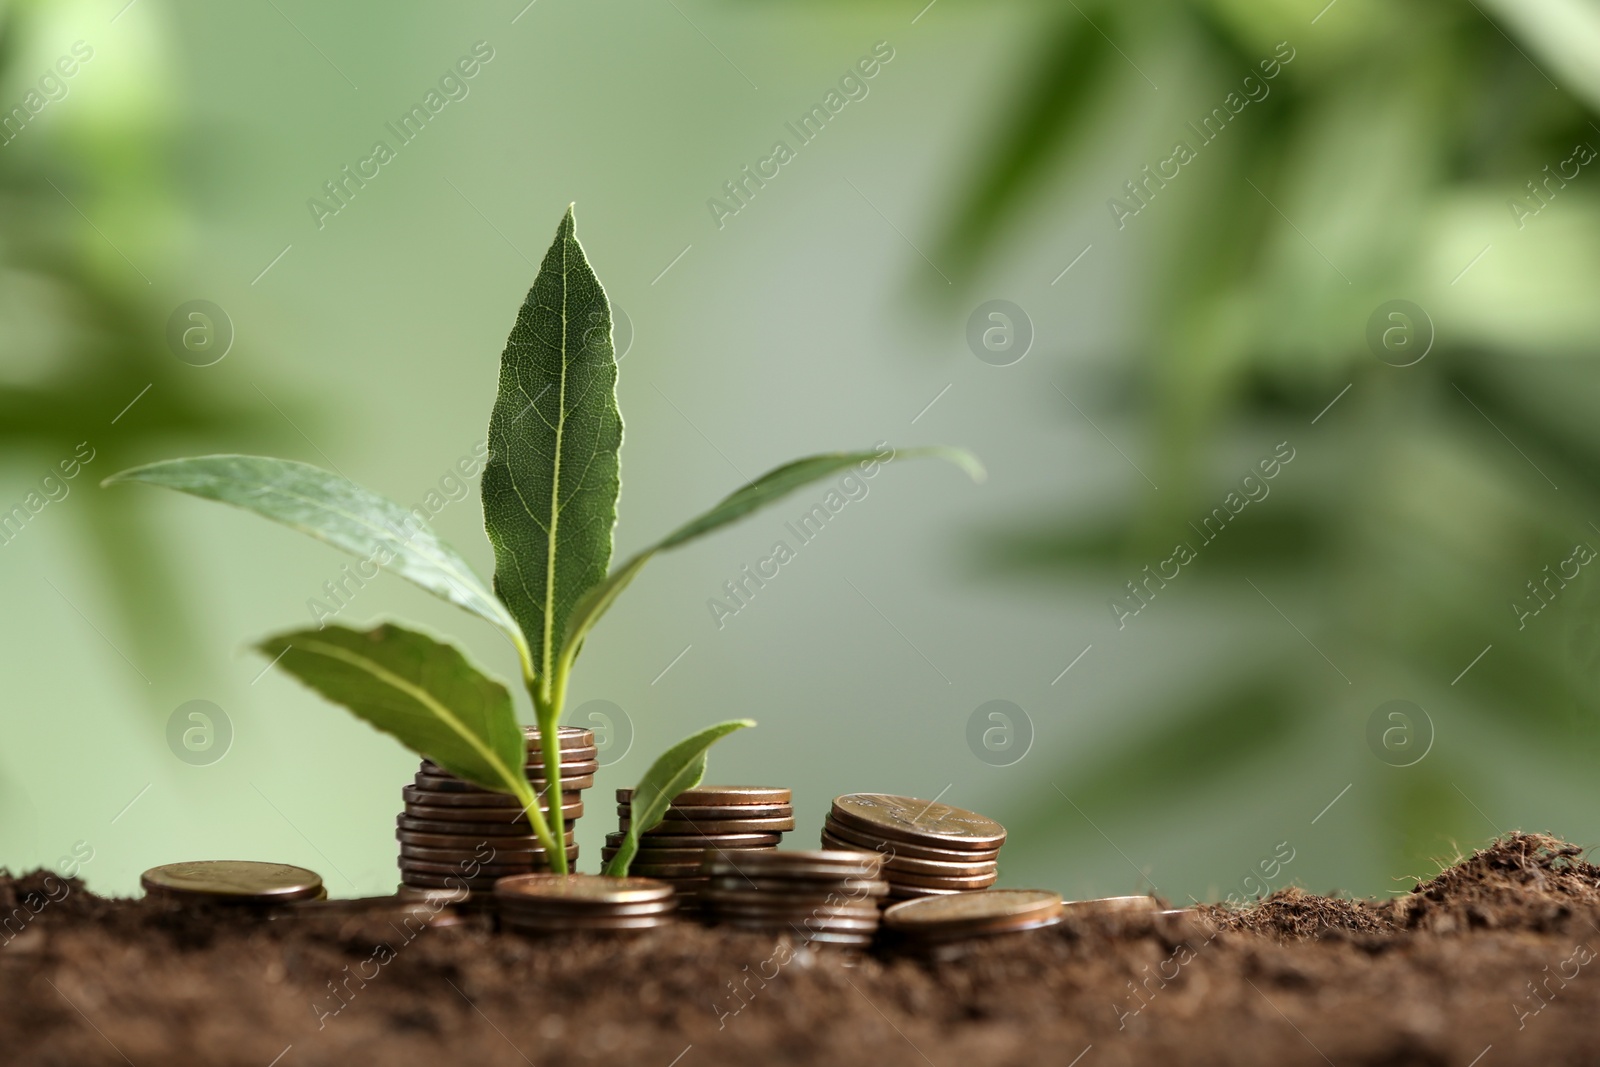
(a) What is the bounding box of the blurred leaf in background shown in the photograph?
[925,0,1600,877]
[752,0,1600,878]
[0,0,283,712]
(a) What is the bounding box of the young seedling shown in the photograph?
[106,206,981,876]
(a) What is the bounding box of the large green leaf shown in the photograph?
[255,622,555,851]
[103,455,524,654]
[557,446,983,681]
[603,719,755,877]
[482,205,622,690]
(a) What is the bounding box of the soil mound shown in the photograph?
[3,834,1598,1066]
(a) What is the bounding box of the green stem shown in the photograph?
[532,686,569,875]
[509,776,561,860]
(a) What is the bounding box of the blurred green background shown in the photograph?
[3,0,1598,904]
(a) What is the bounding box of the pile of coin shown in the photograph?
[398,726,594,895]
[494,873,677,936]
[602,786,792,912]
[820,793,1005,900]
[141,860,326,905]
[700,849,888,949]
[882,888,1062,956]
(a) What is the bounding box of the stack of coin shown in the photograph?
[494,873,677,936]
[821,793,1005,900]
[398,726,594,895]
[141,860,326,905]
[602,786,792,912]
[882,888,1062,956]
[700,849,888,949]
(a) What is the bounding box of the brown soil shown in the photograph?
[4,833,1599,1066]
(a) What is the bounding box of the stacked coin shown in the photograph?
[602,786,792,912]
[494,873,677,936]
[141,860,326,905]
[398,726,594,895]
[700,850,888,949]
[882,889,1062,956]
[821,793,1005,901]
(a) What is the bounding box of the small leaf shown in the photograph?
[255,622,547,843]
[482,205,623,690]
[603,719,755,877]
[559,446,982,678]
[103,455,525,656]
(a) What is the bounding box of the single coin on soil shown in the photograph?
[882,888,1064,952]
[141,861,326,905]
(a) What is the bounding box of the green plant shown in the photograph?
[105,206,981,876]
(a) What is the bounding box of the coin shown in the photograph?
[497,897,678,918]
[397,815,580,838]
[400,858,540,877]
[887,884,963,900]
[400,844,551,863]
[896,914,1063,950]
[618,832,784,849]
[878,868,998,891]
[831,794,1006,851]
[616,863,707,877]
[414,772,598,793]
[496,873,674,904]
[425,758,601,778]
[703,850,883,878]
[500,913,677,933]
[615,803,795,820]
[401,872,511,890]
[1061,896,1160,916]
[140,861,324,904]
[619,815,796,833]
[707,900,880,920]
[617,786,791,806]
[821,818,1000,862]
[820,831,997,877]
[723,925,873,948]
[403,801,582,824]
[703,878,889,900]
[521,725,595,749]
[402,785,582,810]
[601,845,769,863]
[719,912,882,933]
[397,829,575,851]
[883,889,1062,933]
[526,749,599,766]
